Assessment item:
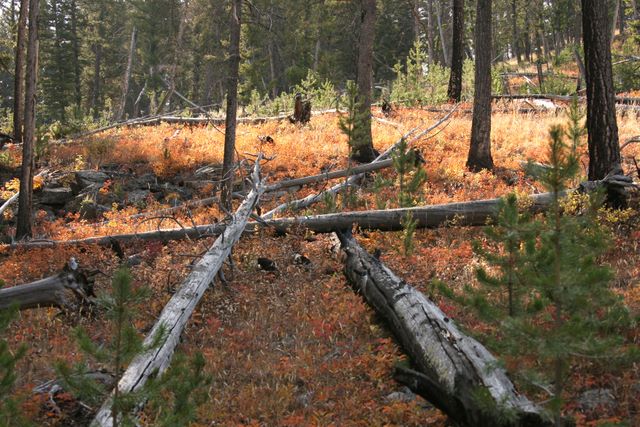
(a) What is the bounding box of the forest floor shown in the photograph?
[1,104,639,426]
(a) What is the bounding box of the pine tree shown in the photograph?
[0,306,29,426]
[463,100,636,425]
[57,267,210,426]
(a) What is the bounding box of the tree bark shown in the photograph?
[337,231,552,427]
[351,0,377,163]
[221,0,242,209]
[467,0,494,172]
[0,264,93,311]
[12,0,27,143]
[91,158,265,427]
[114,27,137,122]
[447,0,464,102]
[581,0,621,180]
[16,0,39,239]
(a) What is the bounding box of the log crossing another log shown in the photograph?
[261,105,458,219]
[90,157,265,427]
[337,230,551,427]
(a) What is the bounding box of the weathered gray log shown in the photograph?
[0,262,93,311]
[264,158,394,193]
[337,230,551,427]
[7,191,557,250]
[492,94,640,105]
[261,105,457,219]
[90,157,265,427]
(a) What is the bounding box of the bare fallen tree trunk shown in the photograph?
[0,261,93,311]
[337,230,551,427]
[492,94,640,105]
[91,157,265,427]
[264,158,394,193]
[8,191,556,250]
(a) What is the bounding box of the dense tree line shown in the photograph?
[0,0,636,128]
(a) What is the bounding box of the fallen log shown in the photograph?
[91,156,265,427]
[0,260,93,311]
[492,94,640,105]
[264,158,394,193]
[337,230,551,427]
[261,105,458,219]
[7,191,557,250]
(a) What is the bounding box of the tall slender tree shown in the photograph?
[351,0,377,163]
[12,0,27,143]
[221,0,242,208]
[581,0,621,180]
[467,0,494,172]
[447,0,464,102]
[16,0,39,239]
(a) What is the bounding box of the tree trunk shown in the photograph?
[582,0,621,180]
[221,0,242,209]
[114,27,137,122]
[16,0,39,240]
[337,231,552,427]
[351,0,377,163]
[435,0,449,66]
[467,0,494,172]
[426,0,435,64]
[447,0,464,102]
[0,264,93,312]
[612,0,620,40]
[91,159,265,427]
[524,6,532,61]
[12,0,27,143]
[511,0,521,63]
[91,43,102,119]
[70,0,81,108]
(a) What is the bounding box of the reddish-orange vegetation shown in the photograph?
[1,107,638,425]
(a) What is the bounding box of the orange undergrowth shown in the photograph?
[1,107,638,425]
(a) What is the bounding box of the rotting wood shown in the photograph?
[90,156,265,427]
[0,260,93,311]
[337,230,552,427]
[261,105,458,219]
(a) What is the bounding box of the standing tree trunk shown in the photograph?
[447,0,464,102]
[12,0,27,143]
[467,0,494,172]
[435,0,449,66]
[524,6,532,61]
[16,0,39,240]
[581,0,621,180]
[70,0,81,109]
[91,43,102,119]
[351,0,377,163]
[511,0,521,63]
[114,27,136,122]
[221,0,242,209]
[426,0,435,64]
